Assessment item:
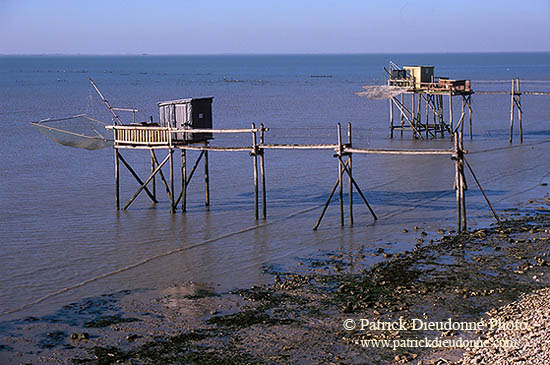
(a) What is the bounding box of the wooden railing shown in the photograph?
[106,125,171,145]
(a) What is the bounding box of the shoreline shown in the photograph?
[1,197,550,364]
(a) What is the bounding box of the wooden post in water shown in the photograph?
[517,78,523,143]
[169,148,175,214]
[454,134,461,231]
[400,93,405,137]
[204,141,210,208]
[453,124,467,232]
[114,147,120,210]
[459,125,467,231]
[449,91,454,133]
[467,95,473,140]
[389,97,394,138]
[347,122,353,226]
[425,94,430,138]
[439,95,445,137]
[337,123,344,227]
[181,149,187,212]
[411,93,417,138]
[252,123,259,220]
[260,123,267,220]
[509,79,515,143]
[150,149,156,200]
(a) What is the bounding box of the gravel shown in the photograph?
[457,288,550,364]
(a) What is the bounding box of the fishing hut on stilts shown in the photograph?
[105,94,268,218]
[359,62,474,140]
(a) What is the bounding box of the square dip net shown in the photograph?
[31,114,113,151]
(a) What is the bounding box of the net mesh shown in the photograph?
[31,114,113,151]
[356,85,408,100]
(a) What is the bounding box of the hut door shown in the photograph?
[175,104,189,141]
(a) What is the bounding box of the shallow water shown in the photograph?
[0,54,549,321]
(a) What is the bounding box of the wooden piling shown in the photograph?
[439,95,445,137]
[252,123,259,220]
[454,138,461,231]
[467,96,473,140]
[114,147,120,210]
[411,93,417,138]
[425,94,429,139]
[204,141,210,208]
[150,149,156,200]
[347,122,353,226]
[509,79,515,143]
[400,93,405,136]
[460,139,467,231]
[337,123,344,227]
[389,97,394,138]
[169,148,175,214]
[517,78,523,143]
[260,124,267,220]
[181,149,186,212]
[449,92,454,133]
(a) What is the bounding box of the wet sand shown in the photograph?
[1,194,549,364]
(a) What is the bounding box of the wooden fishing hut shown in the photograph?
[386,62,473,139]
[105,97,215,214]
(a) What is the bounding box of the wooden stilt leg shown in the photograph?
[412,93,417,138]
[260,124,266,220]
[454,136,461,232]
[509,79,515,143]
[468,96,473,140]
[114,147,120,210]
[151,149,156,200]
[517,79,523,143]
[400,93,404,137]
[389,98,394,138]
[169,148,175,213]
[181,149,186,212]
[252,123,259,221]
[337,123,344,226]
[348,122,353,226]
[449,92,454,134]
[439,95,445,137]
[204,142,210,208]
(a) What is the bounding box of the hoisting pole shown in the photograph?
[88,77,123,125]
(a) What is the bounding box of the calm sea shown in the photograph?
[1,53,549,320]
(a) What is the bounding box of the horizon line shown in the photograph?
[1,50,550,57]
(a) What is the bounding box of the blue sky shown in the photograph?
[1,0,549,54]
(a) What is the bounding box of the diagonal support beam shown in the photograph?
[463,157,501,225]
[313,159,349,231]
[338,156,377,220]
[123,153,171,210]
[151,150,173,202]
[175,150,205,207]
[391,96,424,139]
[117,152,157,203]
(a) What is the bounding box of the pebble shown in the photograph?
[457,288,550,364]
[70,332,89,340]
